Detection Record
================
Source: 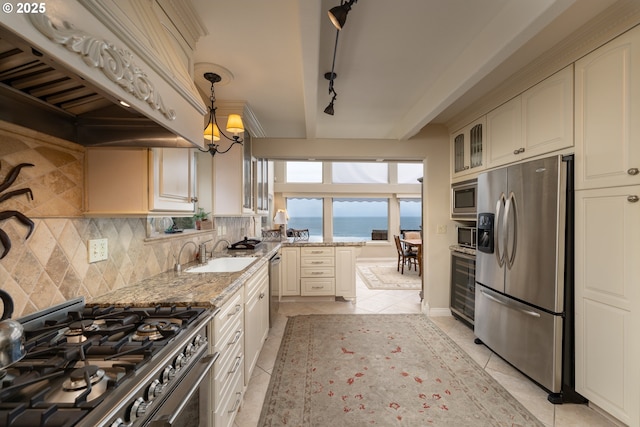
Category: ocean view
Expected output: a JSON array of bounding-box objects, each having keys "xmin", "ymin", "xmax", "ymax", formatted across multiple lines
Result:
[{"xmin": 287, "ymin": 216, "xmax": 421, "ymax": 241}]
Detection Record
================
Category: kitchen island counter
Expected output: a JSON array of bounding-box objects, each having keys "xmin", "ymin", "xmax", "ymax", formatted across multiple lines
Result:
[{"xmin": 88, "ymin": 242, "xmax": 281, "ymax": 309}]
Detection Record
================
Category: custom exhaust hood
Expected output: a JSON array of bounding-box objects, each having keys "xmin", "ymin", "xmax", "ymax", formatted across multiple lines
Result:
[{"xmin": 0, "ymin": 2, "xmax": 208, "ymax": 148}]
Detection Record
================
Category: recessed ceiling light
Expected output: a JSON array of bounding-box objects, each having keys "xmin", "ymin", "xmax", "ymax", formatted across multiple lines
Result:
[{"xmin": 119, "ymin": 100, "xmax": 130, "ymax": 108}]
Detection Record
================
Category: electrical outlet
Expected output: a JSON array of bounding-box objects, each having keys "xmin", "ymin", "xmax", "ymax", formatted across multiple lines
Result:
[
  {"xmin": 88, "ymin": 238, "xmax": 108, "ymax": 263},
  {"xmin": 436, "ymin": 225, "xmax": 447, "ymax": 234}
]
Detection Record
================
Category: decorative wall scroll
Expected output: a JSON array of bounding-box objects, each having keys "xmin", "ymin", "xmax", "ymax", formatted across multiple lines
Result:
[
  {"xmin": 29, "ymin": 13, "xmax": 177, "ymax": 121},
  {"xmin": 0, "ymin": 163, "xmax": 34, "ymax": 259}
]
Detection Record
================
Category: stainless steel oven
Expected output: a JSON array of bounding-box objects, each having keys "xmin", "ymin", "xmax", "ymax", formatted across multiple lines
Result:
[
  {"xmin": 145, "ymin": 325, "xmax": 219, "ymax": 427},
  {"xmin": 451, "ymin": 179, "xmax": 477, "ymax": 219}
]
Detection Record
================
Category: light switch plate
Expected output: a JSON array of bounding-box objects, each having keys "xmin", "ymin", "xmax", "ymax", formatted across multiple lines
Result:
[
  {"xmin": 88, "ymin": 238, "xmax": 108, "ymax": 263},
  {"xmin": 436, "ymin": 225, "xmax": 447, "ymax": 234}
]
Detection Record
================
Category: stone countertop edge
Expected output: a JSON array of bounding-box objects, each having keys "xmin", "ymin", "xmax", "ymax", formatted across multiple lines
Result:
[
  {"xmin": 87, "ymin": 242, "xmax": 282, "ymax": 310},
  {"xmin": 282, "ymin": 241, "xmax": 366, "ymax": 247}
]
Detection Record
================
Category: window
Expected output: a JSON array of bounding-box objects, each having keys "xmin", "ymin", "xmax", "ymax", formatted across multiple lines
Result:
[
  {"xmin": 397, "ymin": 163, "xmax": 423, "ymax": 183},
  {"xmin": 332, "ymin": 198, "xmax": 388, "ymax": 242},
  {"xmin": 399, "ymin": 198, "xmax": 421, "ymax": 231},
  {"xmin": 332, "ymin": 162, "xmax": 388, "ymax": 184},
  {"xmin": 286, "ymin": 161, "xmax": 322, "ymax": 183},
  {"xmin": 285, "ymin": 198, "xmax": 323, "ymax": 239}
]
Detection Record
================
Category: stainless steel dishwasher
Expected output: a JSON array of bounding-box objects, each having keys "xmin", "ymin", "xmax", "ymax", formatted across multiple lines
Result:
[{"xmin": 269, "ymin": 251, "xmax": 282, "ymax": 327}]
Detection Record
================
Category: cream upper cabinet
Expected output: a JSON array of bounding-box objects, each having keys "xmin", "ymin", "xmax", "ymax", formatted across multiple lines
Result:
[
  {"xmin": 149, "ymin": 148, "xmax": 196, "ymax": 212},
  {"xmin": 575, "ymin": 26, "xmax": 640, "ymax": 190},
  {"xmin": 451, "ymin": 117, "xmax": 486, "ymax": 179},
  {"xmin": 85, "ymin": 147, "xmax": 195, "ymax": 216},
  {"xmin": 574, "ymin": 186, "xmax": 640, "ymax": 426},
  {"xmin": 521, "ymin": 65, "xmax": 573, "ymax": 159},
  {"xmin": 486, "ymin": 97, "xmax": 522, "ymax": 168},
  {"xmin": 487, "ymin": 65, "xmax": 573, "ymax": 169}
]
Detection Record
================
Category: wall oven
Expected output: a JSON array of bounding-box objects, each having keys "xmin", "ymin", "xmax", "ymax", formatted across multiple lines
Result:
[{"xmin": 451, "ymin": 179, "xmax": 477, "ymax": 220}]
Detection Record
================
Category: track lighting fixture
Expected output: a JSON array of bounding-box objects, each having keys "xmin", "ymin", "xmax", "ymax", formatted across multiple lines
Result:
[
  {"xmin": 324, "ymin": 72, "xmax": 337, "ymax": 116},
  {"xmin": 328, "ymin": 0, "xmax": 358, "ymax": 30},
  {"xmin": 199, "ymin": 72, "xmax": 244, "ymax": 156},
  {"xmin": 324, "ymin": 0, "xmax": 359, "ymax": 116}
]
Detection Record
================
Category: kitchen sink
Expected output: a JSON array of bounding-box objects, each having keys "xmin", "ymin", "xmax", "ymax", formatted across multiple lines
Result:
[{"xmin": 185, "ymin": 256, "xmax": 257, "ymax": 273}]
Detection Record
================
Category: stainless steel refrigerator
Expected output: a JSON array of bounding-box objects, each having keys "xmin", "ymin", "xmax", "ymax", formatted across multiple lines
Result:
[{"xmin": 474, "ymin": 154, "xmax": 584, "ymax": 404}]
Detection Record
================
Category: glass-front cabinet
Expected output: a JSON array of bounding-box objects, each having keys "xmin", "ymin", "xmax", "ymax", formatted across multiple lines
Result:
[{"xmin": 451, "ymin": 117, "xmax": 486, "ymax": 179}]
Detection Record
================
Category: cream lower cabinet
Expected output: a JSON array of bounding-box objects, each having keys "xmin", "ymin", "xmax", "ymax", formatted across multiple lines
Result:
[
  {"xmin": 280, "ymin": 245, "xmax": 359, "ymax": 298},
  {"xmin": 575, "ymin": 186, "xmax": 640, "ymax": 426},
  {"xmin": 244, "ymin": 263, "xmax": 269, "ymax": 385},
  {"xmin": 281, "ymin": 247, "xmax": 300, "ymax": 296},
  {"xmin": 210, "ymin": 289, "xmax": 244, "ymax": 427},
  {"xmin": 335, "ymin": 246, "xmax": 359, "ymax": 299},
  {"xmin": 300, "ymin": 247, "xmax": 335, "ymax": 296}
]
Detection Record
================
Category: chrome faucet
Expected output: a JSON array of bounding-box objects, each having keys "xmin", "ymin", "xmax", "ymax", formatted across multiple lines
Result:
[
  {"xmin": 174, "ymin": 241, "xmax": 197, "ymax": 272},
  {"xmin": 211, "ymin": 239, "xmax": 231, "ymax": 255}
]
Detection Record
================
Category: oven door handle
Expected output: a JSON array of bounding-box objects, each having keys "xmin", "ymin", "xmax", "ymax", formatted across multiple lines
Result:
[{"xmin": 148, "ymin": 351, "xmax": 219, "ymax": 427}]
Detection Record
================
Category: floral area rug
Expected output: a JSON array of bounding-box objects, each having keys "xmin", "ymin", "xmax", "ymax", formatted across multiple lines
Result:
[
  {"xmin": 258, "ymin": 314, "xmax": 544, "ymax": 427},
  {"xmin": 356, "ymin": 262, "xmax": 421, "ymax": 290}
]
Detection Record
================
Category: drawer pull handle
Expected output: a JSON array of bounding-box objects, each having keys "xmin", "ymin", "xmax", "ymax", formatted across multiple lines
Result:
[
  {"xmin": 311, "ymin": 250, "xmax": 323, "ymax": 254},
  {"xmin": 312, "ymin": 286, "xmax": 323, "ymax": 289},
  {"xmin": 311, "ymin": 261, "xmax": 323, "ymax": 264},
  {"xmin": 311, "ymin": 272, "xmax": 323, "ymax": 275},
  {"xmin": 228, "ymin": 330, "xmax": 242, "ymax": 345},
  {"xmin": 628, "ymin": 195, "xmax": 639, "ymax": 203},
  {"xmin": 628, "ymin": 167, "xmax": 639, "ymax": 176},
  {"xmin": 228, "ymin": 392, "xmax": 242, "ymax": 413},
  {"xmin": 229, "ymin": 355, "xmax": 242, "ymax": 374},
  {"xmin": 259, "ymin": 292, "xmax": 266, "ymax": 299},
  {"xmin": 227, "ymin": 304, "xmax": 241, "ymax": 317}
]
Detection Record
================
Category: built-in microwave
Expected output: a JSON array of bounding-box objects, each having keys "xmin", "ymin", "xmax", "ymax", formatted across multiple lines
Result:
[
  {"xmin": 451, "ymin": 179, "xmax": 477, "ymax": 219},
  {"xmin": 457, "ymin": 226, "xmax": 477, "ymax": 249}
]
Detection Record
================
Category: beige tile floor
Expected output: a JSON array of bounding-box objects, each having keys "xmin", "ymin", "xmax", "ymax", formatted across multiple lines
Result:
[{"xmin": 234, "ymin": 264, "xmax": 621, "ymax": 427}]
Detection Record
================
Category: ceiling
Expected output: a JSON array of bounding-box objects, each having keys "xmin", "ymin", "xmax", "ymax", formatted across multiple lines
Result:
[{"xmin": 191, "ymin": 0, "xmax": 617, "ymax": 141}]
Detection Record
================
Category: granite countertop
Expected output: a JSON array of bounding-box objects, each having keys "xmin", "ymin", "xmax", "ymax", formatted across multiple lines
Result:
[
  {"xmin": 88, "ymin": 242, "xmax": 281, "ymax": 310},
  {"xmin": 282, "ymin": 240, "xmax": 366, "ymax": 247}
]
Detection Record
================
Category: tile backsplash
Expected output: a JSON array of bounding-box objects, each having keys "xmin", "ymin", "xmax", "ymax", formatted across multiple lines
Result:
[{"xmin": 0, "ymin": 122, "xmax": 256, "ymax": 317}]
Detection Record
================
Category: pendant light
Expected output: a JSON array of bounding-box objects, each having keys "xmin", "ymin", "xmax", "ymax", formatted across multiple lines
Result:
[{"xmin": 200, "ymin": 72, "xmax": 244, "ymax": 156}]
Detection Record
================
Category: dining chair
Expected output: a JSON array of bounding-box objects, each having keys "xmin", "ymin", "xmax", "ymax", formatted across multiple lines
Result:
[{"xmin": 394, "ymin": 235, "xmax": 417, "ymax": 274}]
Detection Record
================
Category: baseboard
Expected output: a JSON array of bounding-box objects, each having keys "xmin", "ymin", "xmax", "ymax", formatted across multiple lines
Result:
[{"xmin": 428, "ymin": 307, "xmax": 452, "ymax": 317}]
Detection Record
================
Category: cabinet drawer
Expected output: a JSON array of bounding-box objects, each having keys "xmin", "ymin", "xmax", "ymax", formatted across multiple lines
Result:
[
  {"xmin": 244, "ymin": 263, "xmax": 268, "ymax": 300},
  {"xmin": 300, "ymin": 256, "xmax": 334, "ymax": 267},
  {"xmin": 301, "ymin": 278, "xmax": 335, "ymax": 296},
  {"xmin": 213, "ymin": 291, "xmax": 243, "ymax": 341},
  {"xmin": 214, "ymin": 339, "xmax": 244, "ymax": 408},
  {"xmin": 301, "ymin": 247, "xmax": 334, "ymax": 256},
  {"xmin": 300, "ymin": 267, "xmax": 335, "ymax": 278},
  {"xmin": 213, "ymin": 316, "xmax": 242, "ymax": 376},
  {"xmin": 214, "ymin": 355, "xmax": 244, "ymax": 427}
]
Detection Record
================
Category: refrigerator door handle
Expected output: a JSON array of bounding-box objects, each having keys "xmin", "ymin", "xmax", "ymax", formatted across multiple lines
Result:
[
  {"xmin": 504, "ymin": 192, "xmax": 518, "ymax": 269},
  {"xmin": 480, "ymin": 289, "xmax": 541, "ymax": 318},
  {"xmin": 495, "ymin": 194, "xmax": 506, "ymax": 267}
]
